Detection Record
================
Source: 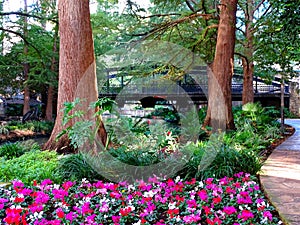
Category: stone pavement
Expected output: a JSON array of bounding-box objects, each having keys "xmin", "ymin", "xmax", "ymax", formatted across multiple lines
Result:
[{"xmin": 260, "ymin": 119, "xmax": 300, "ymax": 225}]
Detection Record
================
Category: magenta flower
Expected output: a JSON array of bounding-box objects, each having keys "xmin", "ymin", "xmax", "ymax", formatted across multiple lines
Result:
[
  {"xmin": 238, "ymin": 209, "xmax": 254, "ymax": 221},
  {"xmin": 112, "ymin": 215, "xmax": 121, "ymax": 223},
  {"xmin": 0, "ymin": 198, "xmax": 8, "ymax": 210},
  {"xmin": 223, "ymin": 206, "xmax": 237, "ymax": 215},
  {"xmin": 197, "ymin": 189, "xmax": 208, "ymax": 201},
  {"xmin": 66, "ymin": 211, "xmax": 77, "ymax": 223},
  {"xmin": 183, "ymin": 214, "xmax": 201, "ymax": 223},
  {"xmin": 263, "ymin": 210, "xmax": 273, "ymax": 221},
  {"xmin": 35, "ymin": 191, "xmax": 50, "ymax": 204},
  {"xmin": 52, "ymin": 188, "xmax": 68, "ymax": 200},
  {"xmin": 62, "ymin": 181, "xmax": 74, "ymax": 190}
]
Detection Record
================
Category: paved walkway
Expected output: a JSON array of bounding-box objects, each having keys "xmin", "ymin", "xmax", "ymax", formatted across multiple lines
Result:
[{"xmin": 260, "ymin": 119, "xmax": 300, "ymax": 225}]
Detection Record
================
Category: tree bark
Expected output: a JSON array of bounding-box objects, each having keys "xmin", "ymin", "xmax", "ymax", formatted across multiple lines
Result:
[
  {"xmin": 203, "ymin": 0, "xmax": 237, "ymax": 131},
  {"xmin": 242, "ymin": 0, "xmax": 255, "ymax": 105},
  {"xmin": 43, "ymin": 0, "xmax": 107, "ymax": 151},
  {"xmin": 23, "ymin": 0, "xmax": 30, "ymax": 115}
]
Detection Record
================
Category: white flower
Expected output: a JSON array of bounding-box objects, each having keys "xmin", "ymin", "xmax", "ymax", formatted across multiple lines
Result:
[
  {"xmin": 175, "ymin": 176, "xmax": 181, "ymax": 183},
  {"xmin": 168, "ymin": 202, "xmax": 176, "ymax": 210},
  {"xmin": 198, "ymin": 181, "xmax": 204, "ymax": 188},
  {"xmin": 83, "ymin": 197, "xmax": 91, "ymax": 202},
  {"xmin": 143, "ymin": 190, "xmax": 156, "ymax": 198},
  {"xmin": 128, "ymin": 184, "xmax": 135, "ymax": 192},
  {"xmin": 133, "ymin": 220, "xmax": 141, "ymax": 225}
]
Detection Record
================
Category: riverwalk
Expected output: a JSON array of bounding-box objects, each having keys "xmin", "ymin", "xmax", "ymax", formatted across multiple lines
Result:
[{"xmin": 260, "ymin": 119, "xmax": 300, "ymax": 225}]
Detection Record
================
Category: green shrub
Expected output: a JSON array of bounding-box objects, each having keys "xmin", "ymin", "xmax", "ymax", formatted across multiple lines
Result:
[
  {"xmin": 234, "ymin": 102, "xmax": 279, "ymax": 131},
  {"xmin": 55, "ymin": 153, "xmax": 103, "ymax": 182},
  {"xmin": 199, "ymin": 146, "xmax": 263, "ymax": 179},
  {"xmin": 0, "ymin": 149, "xmax": 61, "ymax": 184},
  {"xmin": 0, "ymin": 142, "xmax": 28, "ymax": 160},
  {"xmin": 5, "ymin": 121, "xmax": 54, "ymax": 133},
  {"xmin": 178, "ymin": 141, "xmax": 263, "ymax": 180}
]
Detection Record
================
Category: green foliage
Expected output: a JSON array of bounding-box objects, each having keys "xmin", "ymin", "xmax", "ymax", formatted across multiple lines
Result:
[
  {"xmin": 92, "ymin": 97, "xmax": 116, "ymax": 114},
  {"xmin": 0, "ymin": 125, "xmax": 9, "ymax": 135},
  {"xmin": 199, "ymin": 146, "xmax": 263, "ymax": 180},
  {"xmin": 146, "ymin": 105, "xmax": 180, "ymax": 124},
  {"xmin": 177, "ymin": 141, "xmax": 263, "ymax": 180},
  {"xmin": 55, "ymin": 153, "xmax": 103, "ymax": 182},
  {"xmin": 234, "ymin": 102, "xmax": 279, "ymax": 131},
  {"xmin": 0, "ymin": 149, "xmax": 61, "ymax": 185},
  {"xmin": 0, "ymin": 142, "xmax": 27, "ymax": 160},
  {"xmin": 284, "ymin": 108, "xmax": 299, "ymax": 118},
  {"xmin": 5, "ymin": 104, "xmax": 23, "ymax": 117},
  {"xmin": 255, "ymin": 0, "xmax": 300, "ymax": 79},
  {"xmin": 5, "ymin": 120, "xmax": 54, "ymax": 133}
]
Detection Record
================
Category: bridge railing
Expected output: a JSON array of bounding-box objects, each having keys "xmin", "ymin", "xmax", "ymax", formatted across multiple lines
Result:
[{"xmin": 99, "ymin": 83, "xmax": 289, "ymax": 96}]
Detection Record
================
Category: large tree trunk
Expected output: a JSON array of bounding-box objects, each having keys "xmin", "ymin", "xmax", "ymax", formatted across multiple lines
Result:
[
  {"xmin": 23, "ymin": 0, "xmax": 30, "ymax": 115},
  {"xmin": 242, "ymin": 0, "xmax": 255, "ymax": 105},
  {"xmin": 43, "ymin": 0, "xmax": 107, "ymax": 151},
  {"xmin": 203, "ymin": 0, "xmax": 237, "ymax": 131}
]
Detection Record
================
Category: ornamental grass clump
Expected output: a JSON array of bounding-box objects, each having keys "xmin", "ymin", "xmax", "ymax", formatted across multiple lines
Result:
[{"xmin": 0, "ymin": 172, "xmax": 282, "ymax": 224}]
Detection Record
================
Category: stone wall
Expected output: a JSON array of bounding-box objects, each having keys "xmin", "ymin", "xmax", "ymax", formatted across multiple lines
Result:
[{"xmin": 289, "ymin": 81, "xmax": 300, "ymax": 116}]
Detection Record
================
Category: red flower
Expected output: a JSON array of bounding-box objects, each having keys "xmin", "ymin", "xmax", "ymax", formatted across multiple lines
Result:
[
  {"xmin": 56, "ymin": 208, "xmax": 65, "ymax": 219},
  {"xmin": 213, "ymin": 196, "xmax": 222, "ymax": 204},
  {"xmin": 120, "ymin": 207, "xmax": 132, "ymax": 216},
  {"xmin": 14, "ymin": 197, "xmax": 24, "ymax": 203}
]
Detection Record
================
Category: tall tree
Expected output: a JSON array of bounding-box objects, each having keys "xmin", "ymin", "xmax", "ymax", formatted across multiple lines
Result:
[
  {"xmin": 203, "ymin": 0, "xmax": 237, "ymax": 130},
  {"xmin": 23, "ymin": 0, "xmax": 30, "ymax": 115},
  {"xmin": 43, "ymin": 0, "xmax": 107, "ymax": 151}
]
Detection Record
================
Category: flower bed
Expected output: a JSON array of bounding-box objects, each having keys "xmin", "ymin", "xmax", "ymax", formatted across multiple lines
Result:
[{"xmin": 0, "ymin": 172, "xmax": 282, "ymax": 225}]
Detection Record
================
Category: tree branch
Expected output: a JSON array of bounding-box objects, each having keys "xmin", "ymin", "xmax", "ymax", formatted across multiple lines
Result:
[
  {"xmin": 235, "ymin": 52, "xmax": 249, "ymax": 65},
  {"xmin": 0, "ymin": 27, "xmax": 41, "ymax": 56},
  {"xmin": 193, "ymin": 24, "xmax": 218, "ymax": 46},
  {"xmin": 185, "ymin": 0, "xmax": 196, "ymax": 12},
  {"xmin": 236, "ymin": 26, "xmax": 246, "ymax": 36},
  {"xmin": 139, "ymin": 13, "xmax": 181, "ymax": 19},
  {"xmin": 0, "ymin": 11, "xmax": 58, "ymax": 24},
  {"xmin": 132, "ymin": 12, "xmax": 215, "ymax": 38},
  {"xmin": 254, "ymin": 0, "xmax": 266, "ymax": 12}
]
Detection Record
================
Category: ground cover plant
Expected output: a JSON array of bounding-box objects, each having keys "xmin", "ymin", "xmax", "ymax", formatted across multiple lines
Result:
[{"xmin": 0, "ymin": 172, "xmax": 282, "ymax": 225}]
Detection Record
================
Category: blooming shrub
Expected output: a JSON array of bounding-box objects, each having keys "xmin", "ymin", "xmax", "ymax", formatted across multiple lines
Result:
[{"xmin": 0, "ymin": 172, "xmax": 282, "ymax": 225}]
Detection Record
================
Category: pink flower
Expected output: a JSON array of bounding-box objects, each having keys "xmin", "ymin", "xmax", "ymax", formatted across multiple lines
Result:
[
  {"xmin": 62, "ymin": 181, "xmax": 74, "ymax": 191},
  {"xmin": 197, "ymin": 190, "xmax": 208, "ymax": 201},
  {"xmin": 4, "ymin": 207, "xmax": 23, "ymax": 224},
  {"xmin": 183, "ymin": 214, "xmax": 201, "ymax": 223},
  {"xmin": 263, "ymin": 211, "xmax": 273, "ymax": 221},
  {"xmin": 99, "ymin": 202, "xmax": 109, "ymax": 213},
  {"xmin": 112, "ymin": 215, "xmax": 121, "ymax": 223},
  {"xmin": 52, "ymin": 188, "xmax": 68, "ymax": 200},
  {"xmin": 81, "ymin": 202, "xmax": 93, "ymax": 215},
  {"xmin": 238, "ymin": 209, "xmax": 254, "ymax": 221},
  {"xmin": 29, "ymin": 204, "xmax": 43, "ymax": 213},
  {"xmin": 35, "ymin": 191, "xmax": 50, "ymax": 204},
  {"xmin": 66, "ymin": 212, "xmax": 77, "ymax": 223},
  {"xmin": 0, "ymin": 197, "xmax": 8, "ymax": 210},
  {"xmin": 223, "ymin": 206, "xmax": 237, "ymax": 215}
]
